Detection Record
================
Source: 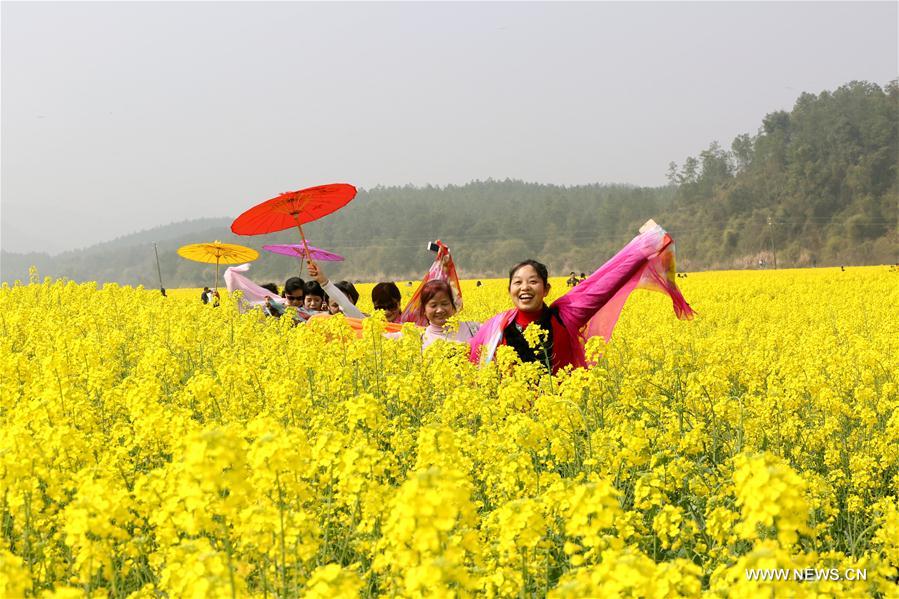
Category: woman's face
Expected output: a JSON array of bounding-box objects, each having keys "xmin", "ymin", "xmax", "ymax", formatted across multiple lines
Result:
[
  {"xmin": 385, "ymin": 303, "xmax": 401, "ymax": 323},
  {"xmin": 375, "ymin": 300, "xmax": 402, "ymax": 323},
  {"xmin": 509, "ymin": 265, "xmax": 550, "ymax": 312},
  {"xmin": 327, "ymin": 298, "xmax": 341, "ymax": 315},
  {"xmin": 424, "ymin": 291, "xmax": 456, "ymax": 327},
  {"xmin": 284, "ymin": 290, "xmax": 304, "ymax": 307},
  {"xmin": 305, "ymin": 295, "xmax": 323, "ymax": 311}
]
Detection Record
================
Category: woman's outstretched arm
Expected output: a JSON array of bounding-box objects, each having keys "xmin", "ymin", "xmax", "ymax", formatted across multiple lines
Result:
[{"xmin": 552, "ymin": 223, "xmax": 670, "ymax": 331}]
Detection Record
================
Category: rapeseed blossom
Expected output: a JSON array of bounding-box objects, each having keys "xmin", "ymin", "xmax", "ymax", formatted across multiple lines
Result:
[{"xmin": 0, "ymin": 267, "xmax": 897, "ymax": 596}]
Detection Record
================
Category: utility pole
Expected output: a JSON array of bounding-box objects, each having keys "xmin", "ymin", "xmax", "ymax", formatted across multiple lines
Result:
[
  {"xmin": 153, "ymin": 243, "xmax": 165, "ymax": 294},
  {"xmin": 767, "ymin": 216, "xmax": 778, "ymax": 270}
]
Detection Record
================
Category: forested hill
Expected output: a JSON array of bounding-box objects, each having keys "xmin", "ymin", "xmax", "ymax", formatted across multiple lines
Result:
[
  {"xmin": 2, "ymin": 80, "xmax": 895, "ymax": 287},
  {"xmin": 663, "ymin": 80, "xmax": 897, "ymax": 269},
  {"xmin": 1, "ymin": 184, "xmax": 676, "ymax": 286}
]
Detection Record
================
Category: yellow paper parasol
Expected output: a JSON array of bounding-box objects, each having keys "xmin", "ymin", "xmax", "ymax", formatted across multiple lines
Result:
[{"xmin": 177, "ymin": 240, "xmax": 259, "ymax": 291}]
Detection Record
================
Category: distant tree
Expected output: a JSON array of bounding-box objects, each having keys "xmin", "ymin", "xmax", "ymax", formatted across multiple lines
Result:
[
  {"xmin": 698, "ymin": 141, "xmax": 733, "ymax": 188},
  {"xmin": 666, "ymin": 162, "xmax": 679, "ymax": 185},
  {"xmin": 731, "ymin": 134, "xmax": 754, "ymax": 173},
  {"xmin": 680, "ymin": 157, "xmax": 699, "ymax": 185}
]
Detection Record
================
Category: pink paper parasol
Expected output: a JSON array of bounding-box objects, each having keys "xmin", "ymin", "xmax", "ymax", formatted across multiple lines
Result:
[{"xmin": 262, "ymin": 243, "xmax": 345, "ymax": 262}]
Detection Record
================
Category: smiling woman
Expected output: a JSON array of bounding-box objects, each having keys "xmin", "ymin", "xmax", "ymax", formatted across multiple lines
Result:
[
  {"xmin": 502, "ymin": 259, "xmax": 571, "ymax": 369},
  {"xmin": 417, "ymin": 280, "xmax": 480, "ymax": 348},
  {"xmin": 468, "ymin": 221, "xmax": 694, "ymax": 373}
]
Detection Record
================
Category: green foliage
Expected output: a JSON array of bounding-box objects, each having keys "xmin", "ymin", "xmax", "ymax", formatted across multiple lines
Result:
[{"xmin": 664, "ymin": 79, "xmax": 897, "ymax": 268}]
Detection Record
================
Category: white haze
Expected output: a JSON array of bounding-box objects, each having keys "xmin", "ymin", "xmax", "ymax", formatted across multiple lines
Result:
[{"xmin": 1, "ymin": 1, "xmax": 896, "ymax": 254}]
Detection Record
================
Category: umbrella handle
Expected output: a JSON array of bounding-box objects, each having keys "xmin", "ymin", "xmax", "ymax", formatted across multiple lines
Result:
[{"xmin": 292, "ymin": 215, "xmax": 315, "ymax": 268}]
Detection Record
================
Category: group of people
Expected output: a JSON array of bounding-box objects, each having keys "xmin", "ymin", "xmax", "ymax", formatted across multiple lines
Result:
[
  {"xmin": 200, "ymin": 287, "xmax": 220, "ymax": 306},
  {"xmin": 254, "ymin": 265, "xmax": 402, "ymax": 324},
  {"xmin": 244, "ymin": 264, "xmax": 478, "ymax": 350},
  {"xmin": 219, "ymin": 220, "xmax": 693, "ymax": 373},
  {"xmin": 566, "ymin": 271, "xmax": 588, "ymax": 287}
]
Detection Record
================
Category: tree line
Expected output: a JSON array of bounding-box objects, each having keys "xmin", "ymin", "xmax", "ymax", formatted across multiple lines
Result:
[
  {"xmin": 2, "ymin": 80, "xmax": 895, "ymax": 287},
  {"xmin": 664, "ymin": 80, "xmax": 897, "ymax": 268}
]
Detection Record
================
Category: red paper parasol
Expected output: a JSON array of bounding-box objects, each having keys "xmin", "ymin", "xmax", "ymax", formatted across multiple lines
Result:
[
  {"xmin": 231, "ymin": 183, "xmax": 356, "ymax": 261},
  {"xmin": 263, "ymin": 244, "xmax": 345, "ymax": 262}
]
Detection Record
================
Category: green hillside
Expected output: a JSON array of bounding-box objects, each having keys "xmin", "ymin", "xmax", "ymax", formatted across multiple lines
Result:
[{"xmin": 3, "ymin": 80, "xmax": 895, "ymax": 288}]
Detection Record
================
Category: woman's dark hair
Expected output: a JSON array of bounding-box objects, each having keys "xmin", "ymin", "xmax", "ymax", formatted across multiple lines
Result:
[
  {"xmin": 419, "ymin": 280, "xmax": 455, "ymax": 318},
  {"xmin": 260, "ymin": 283, "xmax": 279, "ymax": 295},
  {"xmin": 303, "ymin": 280, "xmax": 325, "ymax": 299},
  {"xmin": 283, "ymin": 277, "xmax": 305, "ymax": 296},
  {"xmin": 371, "ymin": 282, "xmax": 401, "ymax": 309},
  {"xmin": 335, "ymin": 281, "xmax": 359, "ymax": 305},
  {"xmin": 508, "ymin": 259, "xmax": 549, "ymax": 287}
]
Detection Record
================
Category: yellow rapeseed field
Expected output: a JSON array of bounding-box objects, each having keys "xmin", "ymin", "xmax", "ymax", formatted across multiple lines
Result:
[{"xmin": 1, "ymin": 266, "xmax": 897, "ymax": 597}]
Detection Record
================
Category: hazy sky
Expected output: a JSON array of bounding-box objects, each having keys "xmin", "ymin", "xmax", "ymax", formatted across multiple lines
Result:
[{"xmin": 2, "ymin": 1, "xmax": 896, "ymax": 254}]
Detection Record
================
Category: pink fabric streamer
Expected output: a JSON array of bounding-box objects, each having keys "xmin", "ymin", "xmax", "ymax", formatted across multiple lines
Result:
[
  {"xmin": 223, "ymin": 263, "xmax": 285, "ymax": 313},
  {"xmin": 468, "ymin": 220, "xmax": 694, "ymax": 369}
]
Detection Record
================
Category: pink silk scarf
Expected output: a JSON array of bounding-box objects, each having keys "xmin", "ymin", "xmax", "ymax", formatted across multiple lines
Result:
[{"xmin": 223, "ymin": 263, "xmax": 285, "ymax": 313}]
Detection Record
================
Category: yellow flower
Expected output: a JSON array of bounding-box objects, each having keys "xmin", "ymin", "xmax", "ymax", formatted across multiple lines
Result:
[
  {"xmin": 652, "ymin": 505, "xmax": 683, "ymax": 550},
  {"xmin": 1, "ymin": 267, "xmax": 896, "ymax": 595},
  {"xmin": 733, "ymin": 452, "xmax": 811, "ymax": 546},
  {"xmin": 304, "ymin": 563, "xmax": 364, "ymax": 599}
]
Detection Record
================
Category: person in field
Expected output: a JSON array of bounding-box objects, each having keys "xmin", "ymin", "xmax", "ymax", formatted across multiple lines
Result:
[
  {"xmin": 302, "ymin": 281, "xmax": 327, "ymax": 313},
  {"xmin": 328, "ymin": 281, "xmax": 362, "ymax": 316},
  {"xmin": 383, "ymin": 240, "xmax": 472, "ymax": 347},
  {"xmin": 257, "ymin": 283, "xmax": 280, "ymax": 317},
  {"xmin": 282, "ymin": 277, "xmax": 305, "ymax": 306},
  {"xmin": 371, "ymin": 282, "xmax": 403, "ymax": 323},
  {"xmin": 400, "ymin": 240, "xmax": 464, "ymax": 325},
  {"xmin": 468, "ymin": 220, "xmax": 694, "ymax": 373},
  {"xmin": 415, "ymin": 280, "xmax": 480, "ymax": 348},
  {"xmin": 305, "ymin": 262, "xmax": 366, "ymax": 318}
]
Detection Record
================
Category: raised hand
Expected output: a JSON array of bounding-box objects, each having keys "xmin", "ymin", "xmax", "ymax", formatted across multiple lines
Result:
[{"xmin": 306, "ymin": 260, "xmax": 328, "ymax": 285}]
